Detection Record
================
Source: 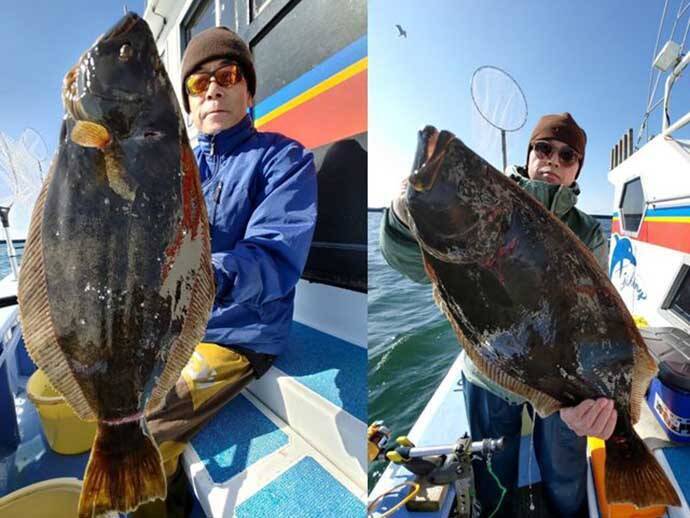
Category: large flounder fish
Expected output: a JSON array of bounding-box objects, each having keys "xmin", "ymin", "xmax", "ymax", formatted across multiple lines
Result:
[
  {"xmin": 17, "ymin": 12, "xmax": 214, "ymax": 517},
  {"xmin": 405, "ymin": 126, "xmax": 679, "ymax": 509}
]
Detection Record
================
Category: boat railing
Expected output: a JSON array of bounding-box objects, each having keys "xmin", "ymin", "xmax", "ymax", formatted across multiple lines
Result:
[
  {"xmin": 612, "ymin": 44, "xmax": 690, "ymax": 169},
  {"xmin": 0, "ymin": 306, "xmax": 20, "ymax": 370},
  {"xmin": 662, "ymin": 48, "xmax": 690, "ymax": 136}
]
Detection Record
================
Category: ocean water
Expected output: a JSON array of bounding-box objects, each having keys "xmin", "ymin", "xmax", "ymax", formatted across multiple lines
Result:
[
  {"xmin": 367, "ymin": 210, "xmax": 612, "ymax": 487},
  {"xmin": 0, "ymin": 241, "xmax": 24, "ymax": 279}
]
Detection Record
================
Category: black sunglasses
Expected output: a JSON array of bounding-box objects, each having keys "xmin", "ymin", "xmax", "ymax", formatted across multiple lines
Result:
[{"xmin": 532, "ymin": 140, "xmax": 581, "ymax": 167}]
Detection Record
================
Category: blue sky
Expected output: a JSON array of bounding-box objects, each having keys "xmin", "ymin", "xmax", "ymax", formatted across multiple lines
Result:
[
  {"xmin": 0, "ymin": 1, "xmax": 146, "ymax": 238},
  {"xmin": 2, "ymin": 1, "xmax": 689, "ymax": 217},
  {"xmin": 0, "ymin": 1, "xmax": 146, "ymax": 164},
  {"xmin": 369, "ymin": 0, "xmax": 690, "ymax": 214}
]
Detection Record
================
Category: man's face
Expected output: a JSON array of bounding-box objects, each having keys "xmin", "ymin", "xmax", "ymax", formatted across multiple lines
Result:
[
  {"xmin": 527, "ymin": 138, "xmax": 580, "ymax": 186},
  {"xmin": 187, "ymin": 58, "xmax": 253, "ymax": 135}
]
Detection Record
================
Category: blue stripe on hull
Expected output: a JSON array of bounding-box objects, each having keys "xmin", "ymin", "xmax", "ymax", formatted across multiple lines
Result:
[{"xmin": 253, "ymin": 36, "xmax": 367, "ymax": 120}]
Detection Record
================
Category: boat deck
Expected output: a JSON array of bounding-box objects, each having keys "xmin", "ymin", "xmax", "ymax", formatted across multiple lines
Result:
[
  {"xmin": 0, "ymin": 307, "xmax": 366, "ymax": 517},
  {"xmin": 370, "ymin": 353, "xmax": 690, "ymax": 518},
  {"xmin": 185, "ymin": 322, "xmax": 366, "ymax": 517}
]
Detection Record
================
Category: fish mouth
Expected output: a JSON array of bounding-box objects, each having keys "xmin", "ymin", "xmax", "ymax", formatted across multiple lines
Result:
[
  {"xmin": 100, "ymin": 12, "xmax": 141, "ymax": 42},
  {"xmin": 62, "ymin": 12, "xmax": 145, "ymax": 120},
  {"xmin": 409, "ymin": 128, "xmax": 455, "ymax": 192}
]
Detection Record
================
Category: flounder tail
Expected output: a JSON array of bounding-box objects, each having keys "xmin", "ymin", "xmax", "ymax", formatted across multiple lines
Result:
[
  {"xmin": 605, "ymin": 427, "xmax": 680, "ymax": 508},
  {"xmin": 78, "ymin": 419, "xmax": 165, "ymax": 517}
]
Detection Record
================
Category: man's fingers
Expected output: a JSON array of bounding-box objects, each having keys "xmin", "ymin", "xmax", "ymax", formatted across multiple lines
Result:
[
  {"xmin": 560, "ymin": 406, "xmax": 586, "ymax": 436},
  {"xmin": 588, "ymin": 403, "xmax": 614, "ymax": 438},
  {"xmin": 581, "ymin": 398, "xmax": 610, "ymax": 432},
  {"xmin": 570, "ymin": 399, "xmax": 596, "ymax": 422},
  {"xmin": 599, "ymin": 407, "xmax": 618, "ymax": 440},
  {"xmin": 560, "ymin": 399, "xmax": 617, "ymax": 438}
]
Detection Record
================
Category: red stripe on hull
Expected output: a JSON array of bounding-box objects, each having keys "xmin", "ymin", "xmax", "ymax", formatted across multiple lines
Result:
[
  {"xmin": 612, "ymin": 220, "xmax": 690, "ymax": 253},
  {"xmin": 257, "ymin": 71, "xmax": 367, "ymax": 149},
  {"xmin": 644, "ymin": 221, "xmax": 690, "ymax": 253}
]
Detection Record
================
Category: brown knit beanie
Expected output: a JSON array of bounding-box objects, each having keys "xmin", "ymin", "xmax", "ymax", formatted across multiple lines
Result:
[
  {"xmin": 526, "ymin": 112, "xmax": 587, "ymax": 178},
  {"xmin": 180, "ymin": 26, "xmax": 256, "ymax": 113}
]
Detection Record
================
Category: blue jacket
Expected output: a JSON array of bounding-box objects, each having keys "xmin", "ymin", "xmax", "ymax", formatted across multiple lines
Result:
[{"xmin": 194, "ymin": 115, "xmax": 317, "ymax": 356}]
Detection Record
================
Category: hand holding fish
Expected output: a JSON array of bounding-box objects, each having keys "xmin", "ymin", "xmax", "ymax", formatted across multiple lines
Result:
[{"xmin": 560, "ymin": 398, "xmax": 617, "ymax": 440}]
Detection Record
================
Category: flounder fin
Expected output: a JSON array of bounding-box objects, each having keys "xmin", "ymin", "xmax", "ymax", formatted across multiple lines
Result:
[
  {"xmin": 629, "ymin": 333, "xmax": 658, "ymax": 424},
  {"xmin": 605, "ymin": 427, "xmax": 680, "ymax": 508},
  {"xmin": 18, "ymin": 163, "xmax": 96, "ymax": 421},
  {"xmin": 78, "ymin": 420, "xmax": 165, "ymax": 517},
  {"xmin": 423, "ymin": 252, "xmax": 561, "ymax": 418},
  {"xmin": 71, "ymin": 120, "xmax": 111, "ymax": 148},
  {"xmin": 146, "ymin": 143, "xmax": 215, "ymax": 411}
]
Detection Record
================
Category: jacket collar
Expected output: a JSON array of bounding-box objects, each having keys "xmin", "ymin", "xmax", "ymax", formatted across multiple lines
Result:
[
  {"xmin": 197, "ymin": 115, "xmax": 255, "ymax": 158},
  {"xmin": 509, "ymin": 165, "xmax": 581, "ymax": 217}
]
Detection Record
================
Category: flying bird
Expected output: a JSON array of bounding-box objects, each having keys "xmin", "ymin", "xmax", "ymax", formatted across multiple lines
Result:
[{"xmin": 395, "ymin": 24, "xmax": 407, "ymax": 38}]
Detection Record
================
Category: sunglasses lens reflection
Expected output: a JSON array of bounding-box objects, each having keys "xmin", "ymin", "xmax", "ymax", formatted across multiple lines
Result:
[{"xmin": 186, "ymin": 64, "xmax": 243, "ymax": 96}]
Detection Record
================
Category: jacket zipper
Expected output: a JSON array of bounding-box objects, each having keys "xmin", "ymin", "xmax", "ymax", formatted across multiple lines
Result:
[{"xmin": 207, "ymin": 134, "xmax": 223, "ymax": 225}]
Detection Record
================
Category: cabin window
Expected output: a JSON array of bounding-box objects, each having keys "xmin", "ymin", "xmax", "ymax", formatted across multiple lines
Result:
[
  {"xmin": 620, "ymin": 178, "xmax": 645, "ymax": 235},
  {"xmin": 662, "ymin": 265, "xmax": 690, "ymax": 328},
  {"xmin": 181, "ymin": 0, "xmax": 217, "ymax": 53}
]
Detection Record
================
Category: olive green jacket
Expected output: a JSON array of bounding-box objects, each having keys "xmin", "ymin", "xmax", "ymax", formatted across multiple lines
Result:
[{"xmin": 379, "ymin": 166, "xmax": 609, "ymax": 403}]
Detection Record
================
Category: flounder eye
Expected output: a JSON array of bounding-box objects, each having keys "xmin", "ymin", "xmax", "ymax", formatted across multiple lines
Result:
[{"xmin": 119, "ymin": 43, "xmax": 133, "ymax": 62}]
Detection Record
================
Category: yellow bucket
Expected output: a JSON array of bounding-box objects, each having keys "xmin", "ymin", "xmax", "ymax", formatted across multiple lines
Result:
[
  {"xmin": 0, "ymin": 478, "xmax": 81, "ymax": 518},
  {"xmin": 26, "ymin": 369, "xmax": 96, "ymax": 455}
]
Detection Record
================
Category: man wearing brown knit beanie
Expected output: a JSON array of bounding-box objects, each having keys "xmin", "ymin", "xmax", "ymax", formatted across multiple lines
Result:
[
  {"xmin": 379, "ymin": 113, "xmax": 609, "ymax": 517},
  {"xmin": 136, "ymin": 26, "xmax": 317, "ymax": 518}
]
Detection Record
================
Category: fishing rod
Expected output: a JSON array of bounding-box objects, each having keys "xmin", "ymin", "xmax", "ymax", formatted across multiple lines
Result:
[{"xmin": 368, "ymin": 427, "xmax": 505, "ymax": 518}]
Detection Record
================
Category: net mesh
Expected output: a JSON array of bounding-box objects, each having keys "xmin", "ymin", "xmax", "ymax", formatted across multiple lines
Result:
[
  {"xmin": 470, "ymin": 66, "xmax": 528, "ymax": 171},
  {"xmin": 0, "ymin": 130, "xmax": 49, "ymax": 237}
]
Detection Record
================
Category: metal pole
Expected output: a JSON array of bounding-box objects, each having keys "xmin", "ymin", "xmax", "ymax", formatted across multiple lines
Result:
[
  {"xmin": 623, "ymin": 133, "xmax": 629, "ymax": 160},
  {"xmin": 501, "ymin": 129, "xmax": 507, "ymax": 173},
  {"xmin": 663, "ymin": 50, "xmax": 690, "ymax": 132},
  {"xmin": 614, "ymin": 142, "xmax": 619, "ymax": 168},
  {"xmin": 663, "ymin": 109, "xmax": 690, "ymax": 136}
]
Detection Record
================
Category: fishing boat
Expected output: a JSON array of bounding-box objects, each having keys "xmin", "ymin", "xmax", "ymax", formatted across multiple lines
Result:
[
  {"xmin": 370, "ymin": 7, "xmax": 690, "ymax": 518},
  {"xmin": 0, "ymin": 0, "xmax": 367, "ymax": 516}
]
